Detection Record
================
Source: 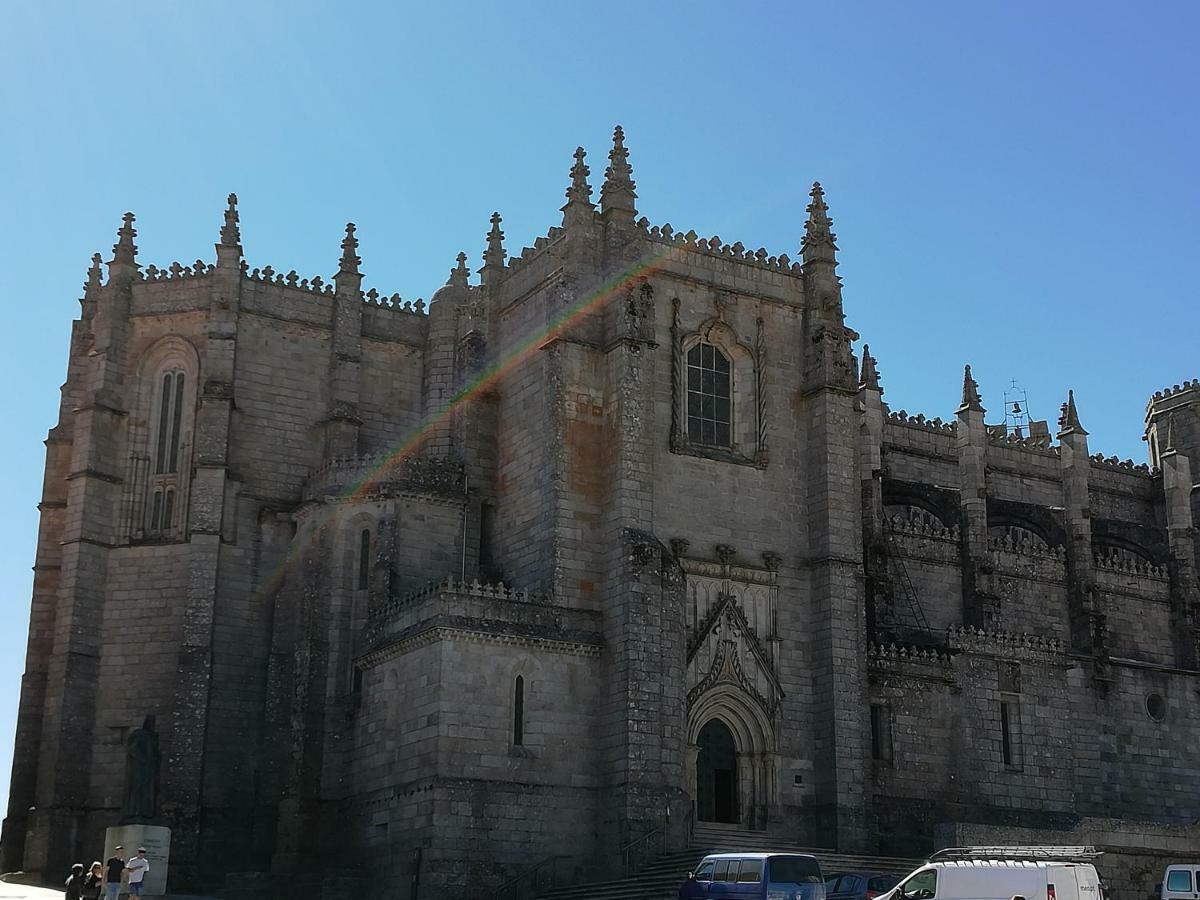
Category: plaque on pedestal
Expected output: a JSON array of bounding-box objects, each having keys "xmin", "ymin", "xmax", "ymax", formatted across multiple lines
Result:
[{"xmin": 104, "ymin": 825, "xmax": 171, "ymax": 897}]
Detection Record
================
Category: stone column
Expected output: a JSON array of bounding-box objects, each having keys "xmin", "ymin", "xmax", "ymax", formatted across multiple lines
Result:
[
  {"xmin": 24, "ymin": 218, "xmax": 139, "ymax": 879},
  {"xmin": 956, "ymin": 366, "xmax": 994, "ymax": 628},
  {"xmin": 163, "ymin": 226, "xmax": 242, "ymax": 888},
  {"xmin": 1162, "ymin": 442, "xmax": 1200, "ymax": 669},
  {"xmin": 1057, "ymin": 391, "xmax": 1097, "ymax": 655}
]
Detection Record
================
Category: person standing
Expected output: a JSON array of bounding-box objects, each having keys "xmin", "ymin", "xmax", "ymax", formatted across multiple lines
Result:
[
  {"xmin": 83, "ymin": 861, "xmax": 105, "ymax": 900},
  {"xmin": 104, "ymin": 846, "xmax": 126, "ymax": 900},
  {"xmin": 125, "ymin": 847, "xmax": 150, "ymax": 897},
  {"xmin": 65, "ymin": 863, "xmax": 85, "ymax": 900}
]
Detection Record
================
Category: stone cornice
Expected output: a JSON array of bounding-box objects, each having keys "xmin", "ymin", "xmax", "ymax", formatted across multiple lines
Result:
[{"xmin": 359, "ymin": 624, "xmax": 603, "ymax": 668}]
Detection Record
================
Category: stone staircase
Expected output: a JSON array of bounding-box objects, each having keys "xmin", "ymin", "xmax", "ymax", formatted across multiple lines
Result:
[{"xmin": 531, "ymin": 822, "xmax": 923, "ymax": 900}]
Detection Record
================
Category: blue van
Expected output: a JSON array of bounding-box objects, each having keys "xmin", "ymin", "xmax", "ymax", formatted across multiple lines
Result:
[{"xmin": 679, "ymin": 852, "xmax": 826, "ymax": 900}]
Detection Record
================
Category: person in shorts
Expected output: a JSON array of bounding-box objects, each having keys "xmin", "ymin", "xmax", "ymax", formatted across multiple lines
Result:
[
  {"xmin": 125, "ymin": 847, "xmax": 150, "ymax": 896},
  {"xmin": 104, "ymin": 847, "xmax": 126, "ymax": 900}
]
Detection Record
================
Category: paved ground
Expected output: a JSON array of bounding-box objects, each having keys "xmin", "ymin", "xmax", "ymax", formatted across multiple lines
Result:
[
  {"xmin": 0, "ymin": 886, "xmax": 63, "ymax": 899},
  {"xmin": 0, "ymin": 886, "xmax": 208, "ymax": 900}
]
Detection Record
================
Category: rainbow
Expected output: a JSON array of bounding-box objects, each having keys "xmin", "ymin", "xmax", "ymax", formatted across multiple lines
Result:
[{"xmin": 263, "ymin": 250, "xmax": 670, "ymax": 593}]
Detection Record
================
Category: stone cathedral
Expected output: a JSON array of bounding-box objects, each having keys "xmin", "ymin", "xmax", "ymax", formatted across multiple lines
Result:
[{"xmin": 5, "ymin": 127, "xmax": 1199, "ymax": 898}]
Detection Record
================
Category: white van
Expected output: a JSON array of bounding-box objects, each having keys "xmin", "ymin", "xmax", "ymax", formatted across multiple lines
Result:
[
  {"xmin": 880, "ymin": 847, "xmax": 1104, "ymax": 900},
  {"xmin": 1159, "ymin": 865, "xmax": 1200, "ymax": 900}
]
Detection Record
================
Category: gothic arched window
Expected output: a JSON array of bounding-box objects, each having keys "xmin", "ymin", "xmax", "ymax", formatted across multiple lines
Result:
[
  {"xmin": 686, "ymin": 342, "xmax": 731, "ymax": 447},
  {"xmin": 147, "ymin": 369, "xmax": 188, "ymax": 535}
]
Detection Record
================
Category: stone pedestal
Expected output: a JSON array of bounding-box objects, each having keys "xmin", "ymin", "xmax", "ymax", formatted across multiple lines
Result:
[{"xmin": 103, "ymin": 825, "xmax": 171, "ymax": 897}]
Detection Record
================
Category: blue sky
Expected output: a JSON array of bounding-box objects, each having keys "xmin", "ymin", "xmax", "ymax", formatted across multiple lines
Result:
[{"xmin": 0, "ymin": 1, "xmax": 1196, "ymax": 821}]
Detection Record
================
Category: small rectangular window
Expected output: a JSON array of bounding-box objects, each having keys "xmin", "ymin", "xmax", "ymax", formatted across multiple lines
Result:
[
  {"xmin": 713, "ymin": 860, "xmax": 732, "ymax": 882},
  {"xmin": 737, "ymin": 860, "xmax": 763, "ymax": 883}
]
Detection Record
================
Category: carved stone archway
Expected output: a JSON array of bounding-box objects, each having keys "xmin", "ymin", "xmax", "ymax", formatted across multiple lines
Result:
[{"xmin": 687, "ymin": 685, "xmax": 779, "ymax": 830}]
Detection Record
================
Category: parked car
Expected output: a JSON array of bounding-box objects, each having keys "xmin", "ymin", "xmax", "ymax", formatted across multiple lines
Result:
[
  {"xmin": 876, "ymin": 847, "xmax": 1103, "ymax": 900},
  {"xmin": 1158, "ymin": 864, "xmax": 1200, "ymax": 900},
  {"xmin": 679, "ymin": 852, "xmax": 825, "ymax": 900},
  {"xmin": 826, "ymin": 872, "xmax": 902, "ymax": 900}
]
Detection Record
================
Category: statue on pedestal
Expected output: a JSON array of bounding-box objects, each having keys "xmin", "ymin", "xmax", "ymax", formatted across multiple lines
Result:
[{"xmin": 122, "ymin": 714, "xmax": 160, "ymax": 823}]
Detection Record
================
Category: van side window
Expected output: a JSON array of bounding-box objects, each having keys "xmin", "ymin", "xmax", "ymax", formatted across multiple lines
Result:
[
  {"xmin": 738, "ymin": 860, "xmax": 763, "ymax": 883},
  {"xmin": 901, "ymin": 870, "xmax": 937, "ymax": 900},
  {"xmin": 1166, "ymin": 872, "xmax": 1193, "ymax": 892},
  {"xmin": 694, "ymin": 862, "xmax": 715, "ymax": 881},
  {"xmin": 713, "ymin": 859, "xmax": 732, "ymax": 882}
]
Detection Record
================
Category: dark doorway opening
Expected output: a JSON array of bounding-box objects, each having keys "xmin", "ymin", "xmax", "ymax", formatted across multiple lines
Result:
[{"xmin": 696, "ymin": 719, "xmax": 738, "ymax": 823}]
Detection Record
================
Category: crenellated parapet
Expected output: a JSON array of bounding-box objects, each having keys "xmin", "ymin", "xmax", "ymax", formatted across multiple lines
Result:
[
  {"xmin": 986, "ymin": 427, "xmax": 1059, "ymax": 455},
  {"xmin": 640, "ymin": 219, "xmax": 800, "ymax": 275},
  {"xmin": 987, "ymin": 531, "xmax": 1067, "ymax": 561},
  {"xmin": 946, "ymin": 624, "xmax": 1063, "ymax": 661},
  {"xmin": 360, "ymin": 576, "xmax": 600, "ymax": 666},
  {"xmin": 505, "ymin": 226, "xmax": 566, "ymax": 275},
  {"xmin": 1089, "ymin": 452, "xmax": 1155, "ymax": 476},
  {"xmin": 143, "ymin": 260, "xmax": 216, "ymax": 282},
  {"xmin": 867, "ymin": 641, "xmax": 957, "ymax": 693},
  {"xmin": 883, "ymin": 514, "xmax": 960, "ymax": 544},
  {"xmin": 867, "ymin": 641, "xmax": 954, "ymax": 664},
  {"xmin": 364, "ymin": 575, "xmax": 550, "ymax": 641},
  {"xmin": 1151, "ymin": 378, "xmax": 1200, "ymax": 402},
  {"xmin": 303, "ymin": 453, "xmax": 466, "ymax": 502},
  {"xmin": 885, "ymin": 409, "xmax": 956, "ymax": 434},
  {"xmin": 1092, "ymin": 550, "xmax": 1168, "ymax": 580}
]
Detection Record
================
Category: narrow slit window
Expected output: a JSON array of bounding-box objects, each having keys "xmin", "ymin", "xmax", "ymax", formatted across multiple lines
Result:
[
  {"xmin": 686, "ymin": 342, "xmax": 732, "ymax": 447},
  {"xmin": 155, "ymin": 374, "xmax": 172, "ymax": 473},
  {"xmin": 1000, "ymin": 698, "xmax": 1023, "ymax": 769},
  {"xmin": 168, "ymin": 372, "xmax": 185, "ymax": 472},
  {"xmin": 513, "ymin": 675, "xmax": 525, "ymax": 746},
  {"xmin": 358, "ymin": 529, "xmax": 371, "ymax": 591},
  {"xmin": 871, "ymin": 704, "xmax": 893, "ymax": 763}
]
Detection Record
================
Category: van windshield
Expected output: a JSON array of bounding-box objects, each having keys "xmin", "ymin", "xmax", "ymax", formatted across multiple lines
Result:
[{"xmin": 769, "ymin": 857, "xmax": 824, "ymax": 886}]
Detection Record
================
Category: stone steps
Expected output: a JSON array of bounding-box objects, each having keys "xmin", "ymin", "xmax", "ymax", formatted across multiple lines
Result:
[{"xmin": 532, "ymin": 824, "xmax": 923, "ymax": 900}]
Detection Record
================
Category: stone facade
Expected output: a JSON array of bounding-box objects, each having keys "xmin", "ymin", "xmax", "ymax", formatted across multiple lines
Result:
[{"xmin": 4, "ymin": 128, "xmax": 1199, "ymax": 898}]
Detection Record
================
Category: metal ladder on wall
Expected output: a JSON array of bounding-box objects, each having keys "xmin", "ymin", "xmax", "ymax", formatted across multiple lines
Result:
[{"xmin": 884, "ymin": 538, "xmax": 933, "ymax": 637}]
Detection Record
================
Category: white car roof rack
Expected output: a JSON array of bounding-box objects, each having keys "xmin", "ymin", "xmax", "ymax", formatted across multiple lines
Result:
[{"xmin": 928, "ymin": 846, "xmax": 1103, "ymax": 863}]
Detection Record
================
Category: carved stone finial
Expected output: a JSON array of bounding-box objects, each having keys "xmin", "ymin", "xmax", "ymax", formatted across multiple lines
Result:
[
  {"xmin": 448, "ymin": 251, "xmax": 470, "ymax": 288},
  {"xmin": 801, "ymin": 181, "xmax": 837, "ymax": 263},
  {"xmin": 1057, "ymin": 388, "xmax": 1088, "ymax": 437},
  {"xmin": 715, "ymin": 544, "xmax": 736, "ymax": 566},
  {"xmin": 483, "ymin": 212, "xmax": 507, "ymax": 273},
  {"xmin": 339, "ymin": 222, "xmax": 361, "ymax": 275},
  {"xmin": 85, "ymin": 252, "xmax": 104, "ymax": 293},
  {"xmin": 600, "ymin": 125, "xmax": 637, "ymax": 222},
  {"xmin": 762, "ymin": 551, "xmax": 783, "ymax": 572},
  {"xmin": 562, "ymin": 146, "xmax": 595, "ymax": 227},
  {"xmin": 958, "ymin": 364, "xmax": 985, "ymax": 413},
  {"xmin": 220, "ymin": 193, "xmax": 241, "ymax": 247},
  {"xmin": 859, "ymin": 344, "xmax": 881, "ymax": 392},
  {"xmin": 670, "ymin": 538, "xmax": 690, "ymax": 559},
  {"xmin": 110, "ymin": 212, "xmax": 138, "ymax": 268}
]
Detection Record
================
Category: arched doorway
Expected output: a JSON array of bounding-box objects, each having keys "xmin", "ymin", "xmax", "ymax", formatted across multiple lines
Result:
[{"xmin": 696, "ymin": 719, "xmax": 738, "ymax": 823}]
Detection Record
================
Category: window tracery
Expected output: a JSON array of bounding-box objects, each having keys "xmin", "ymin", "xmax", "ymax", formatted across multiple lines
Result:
[
  {"xmin": 125, "ymin": 337, "xmax": 198, "ymax": 543},
  {"xmin": 670, "ymin": 301, "xmax": 767, "ymax": 467}
]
